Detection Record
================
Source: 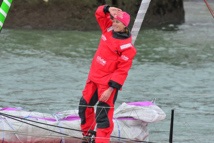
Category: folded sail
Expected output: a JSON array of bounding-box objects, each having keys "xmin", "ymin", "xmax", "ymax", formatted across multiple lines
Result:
[{"xmin": 0, "ymin": 101, "xmax": 165, "ymax": 142}]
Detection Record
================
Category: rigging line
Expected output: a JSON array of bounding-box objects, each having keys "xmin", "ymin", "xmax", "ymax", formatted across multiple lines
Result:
[
  {"xmin": 204, "ymin": 0, "xmax": 214, "ymax": 18},
  {"xmin": 79, "ymin": 104, "xmax": 114, "ymax": 108},
  {"xmin": 152, "ymin": 119, "xmax": 165, "ymax": 142},
  {"xmin": 0, "ymin": 129, "xmax": 79, "ymax": 140},
  {"xmin": 110, "ymin": 135, "xmax": 154, "ymax": 143},
  {"xmin": 0, "ymin": 112, "xmax": 82, "ymax": 133},
  {"xmin": 80, "ymin": 105, "xmax": 153, "ymax": 143},
  {"xmin": 180, "ymin": 114, "xmax": 200, "ymax": 143},
  {"xmin": 37, "ymin": 91, "xmax": 59, "ymax": 139},
  {"xmin": 12, "ymin": 110, "xmax": 28, "ymax": 140},
  {"xmin": 158, "ymin": 121, "xmax": 214, "ymax": 125},
  {"xmin": 0, "ymin": 113, "xmax": 83, "ymax": 141},
  {"xmin": 93, "ymin": 136, "xmax": 151, "ymax": 143},
  {"xmin": 0, "ymin": 130, "xmax": 86, "ymax": 143},
  {"xmin": 96, "ymin": 133, "xmax": 155, "ymax": 143},
  {"xmin": 172, "ymin": 138, "xmax": 214, "ymax": 141},
  {"xmin": 0, "ymin": 112, "xmax": 153, "ymax": 143},
  {"xmin": 150, "ymin": 137, "xmax": 214, "ymax": 141},
  {"xmin": 85, "ymin": 107, "xmax": 104, "ymax": 135},
  {"xmin": 169, "ymin": 109, "xmax": 214, "ymax": 114},
  {"xmin": 0, "ymin": 99, "xmax": 115, "ymax": 108},
  {"xmin": 1, "ymin": 88, "xmax": 214, "ymax": 96},
  {"xmin": 204, "ymin": 0, "xmax": 214, "ymax": 14}
]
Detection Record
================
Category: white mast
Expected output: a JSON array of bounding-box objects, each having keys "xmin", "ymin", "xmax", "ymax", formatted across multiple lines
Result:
[{"xmin": 131, "ymin": 0, "xmax": 152, "ymax": 45}]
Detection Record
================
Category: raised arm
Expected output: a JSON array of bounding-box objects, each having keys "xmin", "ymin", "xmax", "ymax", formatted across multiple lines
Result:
[{"xmin": 95, "ymin": 5, "xmax": 122, "ymax": 32}]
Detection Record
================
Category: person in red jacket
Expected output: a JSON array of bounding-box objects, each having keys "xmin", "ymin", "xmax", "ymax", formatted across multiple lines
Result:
[{"xmin": 79, "ymin": 5, "xmax": 137, "ymax": 143}]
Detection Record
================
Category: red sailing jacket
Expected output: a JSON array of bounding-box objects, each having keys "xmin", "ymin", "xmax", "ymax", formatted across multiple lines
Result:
[{"xmin": 88, "ymin": 5, "xmax": 137, "ymax": 89}]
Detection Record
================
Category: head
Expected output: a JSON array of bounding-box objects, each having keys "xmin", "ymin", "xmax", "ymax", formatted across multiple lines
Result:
[{"xmin": 113, "ymin": 12, "xmax": 130, "ymax": 33}]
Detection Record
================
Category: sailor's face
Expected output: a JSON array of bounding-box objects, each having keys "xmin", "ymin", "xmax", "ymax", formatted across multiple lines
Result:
[{"xmin": 113, "ymin": 19, "xmax": 126, "ymax": 32}]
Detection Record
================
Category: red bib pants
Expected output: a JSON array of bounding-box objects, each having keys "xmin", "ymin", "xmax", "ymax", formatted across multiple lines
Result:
[{"xmin": 79, "ymin": 80, "xmax": 118, "ymax": 143}]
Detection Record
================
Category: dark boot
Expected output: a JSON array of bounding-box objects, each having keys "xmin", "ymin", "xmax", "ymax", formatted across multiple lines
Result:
[{"xmin": 82, "ymin": 135, "xmax": 94, "ymax": 143}]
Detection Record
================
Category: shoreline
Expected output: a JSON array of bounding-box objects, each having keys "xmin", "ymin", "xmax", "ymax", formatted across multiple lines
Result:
[{"xmin": 3, "ymin": 0, "xmax": 185, "ymax": 31}]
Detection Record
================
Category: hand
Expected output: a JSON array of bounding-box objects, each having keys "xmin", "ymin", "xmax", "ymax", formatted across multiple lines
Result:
[
  {"xmin": 100, "ymin": 88, "xmax": 113, "ymax": 102},
  {"xmin": 109, "ymin": 7, "xmax": 123, "ymax": 18}
]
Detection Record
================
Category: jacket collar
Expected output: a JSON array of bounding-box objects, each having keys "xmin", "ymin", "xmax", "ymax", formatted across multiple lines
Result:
[{"xmin": 112, "ymin": 28, "xmax": 131, "ymax": 39}]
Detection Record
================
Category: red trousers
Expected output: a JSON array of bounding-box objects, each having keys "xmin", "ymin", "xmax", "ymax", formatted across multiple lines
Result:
[{"xmin": 79, "ymin": 79, "xmax": 118, "ymax": 143}]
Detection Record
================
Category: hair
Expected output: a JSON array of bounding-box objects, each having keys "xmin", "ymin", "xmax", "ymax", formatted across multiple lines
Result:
[{"xmin": 124, "ymin": 27, "xmax": 129, "ymax": 34}]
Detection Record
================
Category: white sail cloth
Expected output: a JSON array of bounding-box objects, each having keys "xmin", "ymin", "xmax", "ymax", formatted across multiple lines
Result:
[{"xmin": 0, "ymin": 101, "xmax": 166, "ymax": 142}]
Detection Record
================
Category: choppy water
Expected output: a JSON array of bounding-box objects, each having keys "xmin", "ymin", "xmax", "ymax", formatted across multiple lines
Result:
[{"xmin": 0, "ymin": 1, "xmax": 214, "ymax": 142}]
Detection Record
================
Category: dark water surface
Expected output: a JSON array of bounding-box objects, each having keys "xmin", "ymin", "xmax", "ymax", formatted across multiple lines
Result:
[{"xmin": 0, "ymin": 1, "xmax": 214, "ymax": 142}]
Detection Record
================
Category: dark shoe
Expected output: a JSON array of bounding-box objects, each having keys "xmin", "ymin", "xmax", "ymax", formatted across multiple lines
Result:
[{"xmin": 82, "ymin": 135, "xmax": 95, "ymax": 143}]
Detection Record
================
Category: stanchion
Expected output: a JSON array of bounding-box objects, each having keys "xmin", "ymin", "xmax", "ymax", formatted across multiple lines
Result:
[{"xmin": 169, "ymin": 109, "xmax": 174, "ymax": 143}]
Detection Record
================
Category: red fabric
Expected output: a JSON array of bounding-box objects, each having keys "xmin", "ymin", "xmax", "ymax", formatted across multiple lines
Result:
[
  {"xmin": 81, "ymin": 81, "xmax": 97, "ymax": 134},
  {"xmin": 81, "ymin": 5, "xmax": 137, "ymax": 142},
  {"xmin": 95, "ymin": 128, "xmax": 112, "ymax": 143},
  {"xmin": 95, "ymin": 5, "xmax": 112, "ymax": 33},
  {"xmin": 81, "ymin": 80, "xmax": 117, "ymax": 142},
  {"xmin": 88, "ymin": 5, "xmax": 137, "ymax": 87},
  {"xmin": 204, "ymin": 0, "xmax": 214, "ymax": 18},
  {"xmin": 113, "ymin": 12, "xmax": 130, "ymax": 27}
]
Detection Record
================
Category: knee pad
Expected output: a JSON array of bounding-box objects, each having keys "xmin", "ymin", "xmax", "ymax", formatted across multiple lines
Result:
[
  {"xmin": 96, "ymin": 101, "xmax": 110, "ymax": 129},
  {"xmin": 78, "ymin": 97, "xmax": 88, "ymax": 125}
]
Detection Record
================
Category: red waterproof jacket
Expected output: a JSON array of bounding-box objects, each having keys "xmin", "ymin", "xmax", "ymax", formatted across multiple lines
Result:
[{"xmin": 88, "ymin": 5, "xmax": 137, "ymax": 90}]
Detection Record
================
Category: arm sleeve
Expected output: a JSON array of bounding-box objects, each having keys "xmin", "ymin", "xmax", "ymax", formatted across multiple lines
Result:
[
  {"xmin": 108, "ymin": 45, "xmax": 137, "ymax": 89},
  {"xmin": 95, "ymin": 5, "xmax": 113, "ymax": 32}
]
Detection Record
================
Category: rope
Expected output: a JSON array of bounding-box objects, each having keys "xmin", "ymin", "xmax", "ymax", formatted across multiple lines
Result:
[
  {"xmin": 159, "ymin": 121, "xmax": 214, "ymax": 125},
  {"xmin": 0, "ymin": 114, "xmax": 84, "ymax": 141},
  {"xmin": 115, "ymin": 118, "xmax": 120, "ymax": 140},
  {"xmin": 0, "ymin": 129, "xmax": 83, "ymax": 141},
  {"xmin": 0, "ymin": 112, "xmax": 152, "ymax": 143},
  {"xmin": 0, "ymin": 98, "xmax": 115, "ymax": 108},
  {"xmin": 150, "ymin": 137, "xmax": 214, "ymax": 141},
  {"xmin": 0, "ymin": 112, "xmax": 83, "ymax": 133},
  {"xmin": 204, "ymin": 0, "xmax": 214, "ymax": 18},
  {"xmin": 1, "ymin": 88, "xmax": 214, "ymax": 96}
]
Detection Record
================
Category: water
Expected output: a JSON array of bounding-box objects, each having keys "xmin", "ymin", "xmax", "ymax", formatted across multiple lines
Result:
[{"xmin": 0, "ymin": 1, "xmax": 214, "ymax": 142}]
